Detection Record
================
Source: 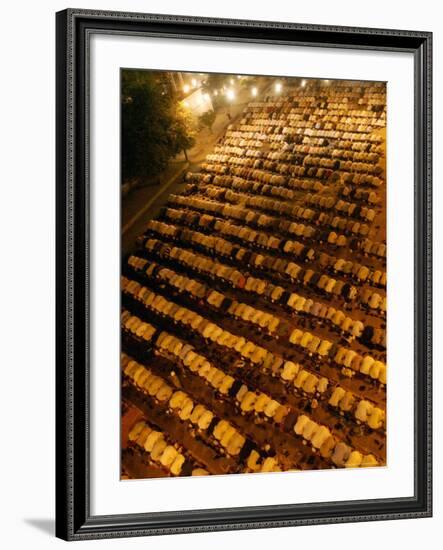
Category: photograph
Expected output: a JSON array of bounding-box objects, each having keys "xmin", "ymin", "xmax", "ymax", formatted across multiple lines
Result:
[
  {"xmin": 1, "ymin": 0, "xmax": 438, "ymax": 546},
  {"xmin": 54, "ymin": 8, "xmax": 432, "ymax": 540},
  {"xmin": 120, "ymin": 70, "xmax": 387, "ymax": 480}
]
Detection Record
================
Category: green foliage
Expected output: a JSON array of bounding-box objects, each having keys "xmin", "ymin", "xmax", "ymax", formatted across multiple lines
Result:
[
  {"xmin": 198, "ymin": 110, "xmax": 216, "ymax": 132},
  {"xmin": 121, "ymin": 70, "xmax": 196, "ymax": 183}
]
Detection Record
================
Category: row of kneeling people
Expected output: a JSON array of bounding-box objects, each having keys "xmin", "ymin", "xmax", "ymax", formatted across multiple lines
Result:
[
  {"xmin": 328, "ymin": 387, "xmax": 385, "ymax": 430},
  {"xmin": 261, "ymin": 146, "xmax": 380, "ymax": 165},
  {"xmin": 127, "ymin": 254, "xmax": 383, "ymax": 345},
  {"xmin": 240, "ymin": 108, "xmax": 384, "ymax": 123},
  {"xmin": 268, "ymin": 136, "xmax": 383, "ymax": 155},
  {"xmin": 293, "ymin": 414, "xmax": 380, "ymax": 468},
  {"xmin": 143, "ymin": 229, "xmax": 358, "ymax": 302},
  {"xmin": 240, "ymin": 115, "xmax": 384, "ymax": 133},
  {"xmin": 121, "ymin": 276, "xmax": 386, "ymax": 386},
  {"xmin": 158, "ymin": 208, "xmax": 367, "ymax": 271},
  {"xmin": 203, "ymin": 160, "xmax": 384, "ymax": 188},
  {"xmin": 212, "ymin": 146, "xmax": 380, "ymax": 172},
  {"xmin": 185, "ymin": 184, "xmax": 382, "ymax": 240},
  {"xmin": 121, "ymin": 309, "xmax": 156, "ymax": 342},
  {"xmin": 171, "ymin": 191, "xmax": 377, "ymax": 239},
  {"xmin": 123, "ymin": 355, "xmax": 248, "ymax": 457},
  {"xmin": 171, "ymin": 191, "xmax": 379, "ymax": 245},
  {"xmin": 123, "ymin": 337, "xmax": 384, "ymax": 465},
  {"xmin": 231, "ymin": 107, "xmax": 385, "ymax": 132},
  {"xmin": 340, "ymin": 185, "xmax": 380, "ymax": 205},
  {"xmin": 305, "ymin": 194, "xmax": 377, "ymax": 221},
  {"xmin": 122, "ymin": 298, "xmax": 329, "ymax": 406},
  {"xmin": 289, "ymin": 328, "xmax": 386, "ymax": 383},
  {"xmin": 141, "ymin": 235, "xmax": 386, "ymax": 316},
  {"xmin": 143, "ymin": 224, "xmax": 387, "ymax": 312},
  {"xmin": 162, "ymin": 202, "xmax": 325, "ymax": 246},
  {"xmin": 241, "ymin": 113, "xmax": 384, "ymax": 129},
  {"xmin": 127, "ymin": 420, "xmax": 197, "ymax": 476},
  {"xmin": 127, "ymin": 417, "xmax": 284, "ymax": 475},
  {"xmin": 122, "ymin": 301, "xmax": 385, "ymax": 435},
  {"xmin": 225, "ymin": 126, "xmax": 382, "ymax": 146},
  {"xmin": 248, "ymin": 94, "xmax": 385, "ymax": 109},
  {"xmin": 232, "ymin": 122, "xmax": 383, "ymax": 145},
  {"xmin": 201, "ymin": 160, "xmax": 342, "ymax": 182},
  {"xmin": 126, "ymin": 255, "xmax": 385, "ymax": 347},
  {"xmin": 126, "ymin": 254, "xmax": 384, "ymax": 360},
  {"xmin": 124, "ymin": 345, "xmax": 385, "ymax": 472},
  {"xmin": 249, "ymin": 87, "xmax": 384, "ymax": 104},
  {"xmin": 186, "ymin": 174, "xmax": 301, "ymax": 198},
  {"xmin": 205, "ymin": 150, "xmax": 380, "ymax": 176},
  {"xmin": 187, "ymin": 175, "xmax": 322, "ymax": 201},
  {"xmin": 153, "ymin": 331, "xmax": 290, "ymax": 424},
  {"xmin": 122, "ymin": 304, "xmax": 385, "ymax": 437}
]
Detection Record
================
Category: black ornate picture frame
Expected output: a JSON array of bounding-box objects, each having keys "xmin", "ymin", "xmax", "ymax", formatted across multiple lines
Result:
[{"xmin": 55, "ymin": 9, "xmax": 432, "ymax": 541}]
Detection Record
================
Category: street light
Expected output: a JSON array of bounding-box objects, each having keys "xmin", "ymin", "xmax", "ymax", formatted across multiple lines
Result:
[
  {"xmin": 301, "ymin": 79, "xmax": 307, "ymax": 88},
  {"xmin": 251, "ymin": 87, "xmax": 258, "ymax": 97},
  {"xmin": 183, "ymin": 84, "xmax": 190, "ymax": 93},
  {"xmin": 226, "ymin": 88, "xmax": 235, "ymax": 101},
  {"xmin": 275, "ymin": 82, "xmax": 282, "ymax": 93}
]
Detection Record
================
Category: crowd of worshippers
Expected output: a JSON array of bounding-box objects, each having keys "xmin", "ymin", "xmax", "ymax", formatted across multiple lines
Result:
[
  {"xmin": 121, "ymin": 80, "xmax": 386, "ymax": 477},
  {"xmin": 122, "ymin": 316, "xmax": 382, "ymax": 476}
]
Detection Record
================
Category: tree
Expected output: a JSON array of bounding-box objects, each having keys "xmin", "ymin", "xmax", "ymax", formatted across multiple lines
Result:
[
  {"xmin": 173, "ymin": 104, "xmax": 197, "ymax": 160},
  {"xmin": 198, "ymin": 110, "xmax": 216, "ymax": 133},
  {"xmin": 121, "ymin": 70, "xmax": 196, "ymax": 184}
]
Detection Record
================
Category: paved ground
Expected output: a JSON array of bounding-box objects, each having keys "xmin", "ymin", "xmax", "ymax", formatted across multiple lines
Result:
[{"xmin": 121, "ymin": 162, "xmax": 189, "ymax": 255}]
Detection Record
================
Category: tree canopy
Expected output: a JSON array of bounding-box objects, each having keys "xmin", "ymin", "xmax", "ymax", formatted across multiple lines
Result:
[{"xmin": 121, "ymin": 70, "xmax": 196, "ymax": 183}]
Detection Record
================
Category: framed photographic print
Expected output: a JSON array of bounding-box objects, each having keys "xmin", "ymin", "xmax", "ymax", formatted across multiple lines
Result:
[{"xmin": 55, "ymin": 9, "xmax": 432, "ymax": 541}]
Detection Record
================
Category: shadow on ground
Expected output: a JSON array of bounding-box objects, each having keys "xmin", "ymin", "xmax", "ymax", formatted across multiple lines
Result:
[{"xmin": 24, "ymin": 518, "xmax": 55, "ymax": 536}]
